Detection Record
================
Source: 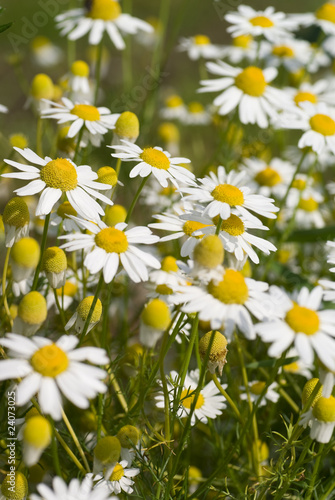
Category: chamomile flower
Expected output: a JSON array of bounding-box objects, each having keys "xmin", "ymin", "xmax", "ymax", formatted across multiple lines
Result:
[
  {"xmin": 0, "ymin": 333, "xmax": 108, "ymax": 420},
  {"xmin": 0, "ymin": 472, "xmax": 27, "ymax": 500},
  {"xmin": 255, "ymin": 286, "xmax": 335, "ymax": 371},
  {"xmin": 2, "ymin": 197, "xmax": 30, "ymax": 248},
  {"xmin": 140, "ymin": 298, "xmax": 172, "ymax": 348},
  {"xmin": 14, "ymin": 291, "xmax": 47, "ymax": 336},
  {"xmin": 326, "ymin": 241, "xmax": 335, "ymax": 272},
  {"xmin": 304, "ymin": 395, "xmax": 335, "ymax": 443},
  {"xmin": 21, "ymin": 415, "xmax": 51, "ymax": 467},
  {"xmin": 225, "ymin": 5, "xmax": 297, "ymax": 42},
  {"xmin": 30, "ymin": 475, "xmax": 117, "ymax": 500},
  {"xmin": 92, "ymin": 461, "xmax": 140, "ymax": 495},
  {"xmin": 280, "ymin": 101, "xmax": 335, "ymax": 155},
  {"xmin": 160, "ymin": 95, "xmax": 187, "ymax": 120},
  {"xmin": 293, "ymin": 190, "xmax": 325, "ymax": 229},
  {"xmin": 286, "ymin": 80, "xmax": 335, "ymax": 108},
  {"xmin": 291, "ymin": 3, "xmax": 335, "ymax": 35},
  {"xmin": 155, "ymin": 369, "xmax": 226, "ymax": 425},
  {"xmin": 30, "ymin": 36, "xmax": 62, "ymax": 67},
  {"xmin": 240, "ymin": 381, "xmax": 279, "ymax": 406},
  {"xmin": 10, "ymin": 237, "xmax": 40, "ymax": 291},
  {"xmin": 199, "ymin": 61, "xmax": 288, "ymax": 128},
  {"xmin": 282, "ymin": 348, "xmax": 313, "ymax": 379},
  {"xmin": 2, "ymin": 148, "xmax": 113, "ymax": 220},
  {"xmin": 56, "ymin": 0, "xmax": 153, "ymax": 48},
  {"xmin": 50, "ymin": 201, "xmax": 80, "ymax": 232},
  {"xmin": 65, "ymin": 296, "xmax": 103, "ymax": 334},
  {"xmin": 260, "ymin": 38, "xmax": 312, "ymax": 72},
  {"xmin": 183, "ymin": 102, "xmax": 211, "ymax": 126},
  {"xmin": 181, "ymin": 166, "xmax": 279, "ymax": 223},
  {"xmin": 173, "ymin": 268, "xmax": 270, "ymax": 338},
  {"xmin": 219, "ymin": 34, "xmax": 257, "ymax": 64},
  {"xmin": 110, "ymin": 140, "xmax": 195, "ymax": 188},
  {"xmin": 41, "ymin": 97, "xmax": 118, "ymax": 146},
  {"xmin": 60, "ymin": 217, "xmax": 160, "ymax": 284},
  {"xmin": 177, "ymin": 35, "xmax": 222, "ymax": 60},
  {"xmin": 243, "ymin": 157, "xmax": 295, "ymax": 198},
  {"xmin": 68, "ymin": 60, "xmax": 92, "ymax": 99}
]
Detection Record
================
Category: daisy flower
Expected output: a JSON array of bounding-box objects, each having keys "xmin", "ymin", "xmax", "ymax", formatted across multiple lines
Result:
[
  {"xmin": 243, "ymin": 157, "xmax": 295, "ymax": 199},
  {"xmin": 219, "ymin": 34, "xmax": 257, "ymax": 64},
  {"xmin": 0, "ymin": 334, "xmax": 108, "ymax": 420},
  {"xmin": 181, "ymin": 210, "xmax": 276, "ymax": 264},
  {"xmin": 225, "ymin": 5, "xmax": 297, "ymax": 42},
  {"xmin": 177, "ymin": 35, "xmax": 222, "ymax": 60},
  {"xmin": 286, "ymin": 79, "xmax": 335, "ymax": 109},
  {"xmin": 282, "ymin": 348, "xmax": 313, "ymax": 379},
  {"xmin": 199, "ymin": 61, "xmax": 288, "ymax": 128},
  {"xmin": 183, "ymin": 102, "xmax": 211, "ymax": 126},
  {"xmin": 2, "ymin": 147, "xmax": 113, "ymax": 220},
  {"xmin": 160, "ymin": 95, "xmax": 187, "ymax": 121},
  {"xmin": 281, "ymin": 101, "xmax": 335, "ymax": 155},
  {"xmin": 30, "ymin": 35, "xmax": 63, "ymax": 68},
  {"xmin": 92, "ymin": 461, "xmax": 140, "ymax": 495},
  {"xmin": 181, "ymin": 166, "xmax": 279, "ymax": 223},
  {"xmin": 42, "ymin": 97, "xmax": 118, "ymax": 147},
  {"xmin": 56, "ymin": 0, "xmax": 153, "ymax": 48},
  {"xmin": 155, "ymin": 369, "xmax": 226, "ymax": 425},
  {"xmin": 301, "ymin": 395, "xmax": 335, "ymax": 444},
  {"xmin": 255, "ymin": 286, "xmax": 335, "ymax": 372},
  {"xmin": 60, "ymin": 217, "xmax": 160, "ymax": 284},
  {"xmin": 307, "ymin": 45, "xmax": 331, "ymax": 73},
  {"xmin": 67, "ymin": 60, "xmax": 92, "ymax": 100},
  {"xmin": 30, "ymin": 475, "xmax": 117, "ymax": 500},
  {"xmin": 293, "ymin": 190, "xmax": 325, "ymax": 229},
  {"xmin": 319, "ymin": 278, "xmax": 335, "ymax": 303},
  {"xmin": 325, "ymin": 241, "xmax": 335, "ymax": 272},
  {"xmin": 110, "ymin": 140, "xmax": 195, "ymax": 188},
  {"xmin": 172, "ymin": 268, "xmax": 270, "ymax": 339},
  {"xmin": 240, "ymin": 381, "xmax": 279, "ymax": 407},
  {"xmin": 260, "ymin": 38, "xmax": 312, "ymax": 72},
  {"xmin": 290, "ymin": 3, "xmax": 335, "ymax": 36}
]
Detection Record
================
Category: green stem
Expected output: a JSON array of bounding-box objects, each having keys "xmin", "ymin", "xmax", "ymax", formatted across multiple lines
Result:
[
  {"xmin": 215, "ymin": 216, "xmax": 222, "ymax": 235},
  {"xmin": 2, "ymin": 247, "xmax": 12, "ymax": 329},
  {"xmin": 94, "ymin": 39, "xmax": 103, "ymax": 105},
  {"xmin": 211, "ymin": 374, "xmax": 243, "ymax": 424},
  {"xmin": 78, "ymin": 273, "xmax": 104, "ymax": 346},
  {"xmin": 73, "ymin": 127, "xmax": 84, "ymax": 164},
  {"xmin": 36, "ymin": 117, "xmax": 43, "ymax": 157},
  {"xmin": 306, "ymin": 443, "xmax": 325, "ymax": 500},
  {"xmin": 50, "ymin": 418, "xmax": 63, "ymax": 478},
  {"xmin": 32, "ymin": 213, "xmax": 51, "ymax": 291},
  {"xmin": 125, "ymin": 175, "xmax": 149, "ymax": 224},
  {"xmin": 61, "ymin": 408, "xmax": 90, "ymax": 473},
  {"xmin": 53, "ymin": 289, "xmax": 67, "ymax": 329}
]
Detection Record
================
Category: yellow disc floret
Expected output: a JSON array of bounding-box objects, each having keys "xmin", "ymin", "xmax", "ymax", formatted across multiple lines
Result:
[
  {"xmin": 294, "ymin": 91, "xmax": 317, "ymax": 106},
  {"xmin": 255, "ymin": 167, "xmax": 281, "ymax": 187},
  {"xmin": 272, "ymin": 45, "xmax": 294, "ymax": 58},
  {"xmin": 188, "ymin": 102, "xmax": 205, "ymax": 113},
  {"xmin": 43, "ymin": 247, "xmax": 67, "ymax": 274},
  {"xmin": 302, "ymin": 378, "xmax": 323, "ymax": 407},
  {"xmin": 109, "ymin": 463, "xmax": 125, "ymax": 481},
  {"xmin": 56, "ymin": 281, "xmax": 78, "ymax": 297},
  {"xmin": 95, "ymin": 227, "xmax": 129, "ymax": 253},
  {"xmin": 31, "ymin": 35, "xmax": 50, "ymax": 50},
  {"xmin": 313, "ymin": 396, "xmax": 335, "ymax": 422},
  {"xmin": 57, "ymin": 201, "xmax": 77, "ymax": 219},
  {"xmin": 30, "ymin": 73, "xmax": 54, "ymax": 100},
  {"xmin": 310, "ymin": 114, "xmax": 335, "ymax": 136},
  {"xmin": 250, "ymin": 381, "xmax": 266, "ymax": 395},
  {"xmin": 10, "ymin": 134, "xmax": 28, "ymax": 149},
  {"xmin": 71, "ymin": 60, "xmax": 89, "ymax": 77},
  {"xmin": 97, "ymin": 166, "xmax": 118, "ymax": 187},
  {"xmin": 194, "ymin": 34, "xmax": 210, "ymax": 45},
  {"xmin": 249, "ymin": 16, "xmax": 274, "ymax": 27},
  {"xmin": 166, "ymin": 95, "xmax": 183, "ymax": 108},
  {"xmin": 235, "ymin": 66, "xmax": 267, "ymax": 97},
  {"xmin": 116, "ymin": 425, "xmax": 140, "ymax": 449},
  {"xmin": 11, "ymin": 237, "xmax": 40, "ymax": 268},
  {"xmin": 298, "ymin": 197, "xmax": 318, "ymax": 212},
  {"xmin": 115, "ymin": 111, "xmax": 140, "ymax": 140},
  {"xmin": 285, "ymin": 303, "xmax": 320, "ymax": 335},
  {"xmin": 218, "ymin": 214, "xmax": 245, "ymax": 236},
  {"xmin": 31, "ymin": 344, "xmax": 69, "ymax": 377},
  {"xmin": 158, "ymin": 122, "xmax": 180, "ymax": 143},
  {"xmin": 161, "ymin": 256, "xmax": 178, "ymax": 272},
  {"xmin": 211, "ymin": 183, "xmax": 244, "ymax": 205},
  {"xmin": 18, "ymin": 291, "xmax": 47, "ymax": 325},
  {"xmin": 89, "ymin": 0, "xmax": 121, "ymax": 20},
  {"xmin": 316, "ymin": 3, "xmax": 335, "ymax": 24},
  {"xmin": 208, "ymin": 269, "xmax": 249, "ymax": 304},
  {"xmin": 193, "ymin": 235, "xmax": 224, "ymax": 269},
  {"xmin": 180, "ymin": 388, "xmax": 205, "ymax": 409},
  {"xmin": 141, "ymin": 298, "xmax": 171, "ymax": 330},
  {"xmin": 71, "ymin": 104, "xmax": 100, "ymax": 121},
  {"xmin": 140, "ymin": 147, "xmax": 170, "ymax": 170},
  {"xmin": 1, "ymin": 471, "xmax": 28, "ymax": 500},
  {"xmin": 3, "ymin": 197, "xmax": 30, "ymax": 228},
  {"xmin": 40, "ymin": 158, "xmax": 78, "ymax": 191},
  {"xmin": 77, "ymin": 296, "xmax": 102, "ymax": 323},
  {"xmin": 183, "ymin": 220, "xmax": 209, "ymax": 238},
  {"xmin": 104, "ymin": 205, "xmax": 127, "ymax": 227},
  {"xmin": 23, "ymin": 416, "xmax": 51, "ymax": 448},
  {"xmin": 94, "ymin": 436, "xmax": 121, "ymax": 464},
  {"xmin": 233, "ymin": 34, "xmax": 252, "ymax": 48}
]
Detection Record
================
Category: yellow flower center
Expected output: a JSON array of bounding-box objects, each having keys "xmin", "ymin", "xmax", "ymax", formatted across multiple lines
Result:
[
  {"xmin": 316, "ymin": 3, "xmax": 335, "ymax": 24},
  {"xmin": 207, "ymin": 269, "xmax": 249, "ymax": 304},
  {"xmin": 10, "ymin": 133, "xmax": 28, "ymax": 149},
  {"xmin": 31, "ymin": 344, "xmax": 69, "ymax": 377},
  {"xmin": 188, "ymin": 101, "xmax": 205, "ymax": 113},
  {"xmin": 255, "ymin": 167, "xmax": 282, "ymax": 187},
  {"xmin": 140, "ymin": 147, "xmax": 170, "ymax": 170},
  {"xmin": 31, "ymin": 73, "xmax": 54, "ymax": 100},
  {"xmin": 183, "ymin": 220, "xmax": 209, "ymax": 238},
  {"xmin": 250, "ymin": 381, "xmax": 266, "ymax": 395},
  {"xmin": 313, "ymin": 396, "xmax": 335, "ymax": 422},
  {"xmin": 283, "ymin": 361, "xmax": 299, "ymax": 373},
  {"xmin": 1, "ymin": 472, "xmax": 28, "ymax": 500},
  {"xmin": 11, "ymin": 237, "xmax": 40, "ymax": 268},
  {"xmin": 249, "ymin": 15, "xmax": 274, "ymax": 28},
  {"xmin": 292, "ymin": 178, "xmax": 306, "ymax": 190},
  {"xmin": 161, "ymin": 255, "xmax": 178, "ymax": 272},
  {"xmin": 71, "ymin": 104, "xmax": 100, "ymax": 121},
  {"xmin": 298, "ymin": 197, "xmax": 318, "ymax": 212},
  {"xmin": 115, "ymin": 111, "xmax": 140, "ymax": 139},
  {"xmin": 194, "ymin": 34, "xmax": 210, "ymax": 45},
  {"xmin": 77, "ymin": 296, "xmax": 102, "ymax": 322},
  {"xmin": 23, "ymin": 416, "xmax": 51, "ymax": 448},
  {"xmin": 71, "ymin": 60, "xmax": 89, "ymax": 77},
  {"xmin": 194, "ymin": 235, "xmax": 224, "ymax": 269},
  {"xmin": 158, "ymin": 122, "xmax": 180, "ymax": 143},
  {"xmin": 104, "ymin": 204, "xmax": 127, "ymax": 227},
  {"xmin": 294, "ymin": 91, "xmax": 318, "ymax": 106},
  {"xmin": 166, "ymin": 95, "xmax": 183, "ymax": 108},
  {"xmin": 109, "ymin": 463, "xmax": 125, "ymax": 481},
  {"xmin": 97, "ymin": 166, "xmax": 118, "ymax": 187},
  {"xmin": 95, "ymin": 227, "xmax": 129, "ymax": 253},
  {"xmin": 40, "ymin": 158, "xmax": 78, "ymax": 191},
  {"xmin": 18, "ymin": 291, "xmax": 47, "ymax": 325},
  {"xmin": 272, "ymin": 45, "xmax": 294, "ymax": 58},
  {"xmin": 235, "ymin": 66, "xmax": 267, "ymax": 97},
  {"xmin": 217, "ymin": 214, "xmax": 245, "ymax": 236},
  {"xmin": 233, "ymin": 34, "xmax": 252, "ymax": 48},
  {"xmin": 156, "ymin": 284, "xmax": 173, "ymax": 295},
  {"xmin": 285, "ymin": 303, "xmax": 320, "ymax": 336},
  {"xmin": 88, "ymin": 0, "xmax": 121, "ymax": 21},
  {"xmin": 141, "ymin": 298, "xmax": 171, "ymax": 330},
  {"xmin": 56, "ymin": 281, "xmax": 78, "ymax": 297},
  {"xmin": 211, "ymin": 183, "xmax": 244, "ymax": 205},
  {"xmin": 180, "ymin": 388, "xmax": 205, "ymax": 409},
  {"xmin": 94, "ymin": 436, "xmax": 121, "ymax": 464},
  {"xmin": 3, "ymin": 197, "xmax": 30, "ymax": 228},
  {"xmin": 43, "ymin": 246, "xmax": 67, "ymax": 274},
  {"xmin": 310, "ymin": 113, "xmax": 335, "ymax": 136}
]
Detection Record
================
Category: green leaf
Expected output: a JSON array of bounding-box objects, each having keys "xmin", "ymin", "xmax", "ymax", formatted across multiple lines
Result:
[{"xmin": 0, "ymin": 22, "xmax": 12, "ymax": 34}]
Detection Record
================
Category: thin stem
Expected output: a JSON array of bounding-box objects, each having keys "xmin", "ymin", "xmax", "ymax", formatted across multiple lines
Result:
[
  {"xmin": 125, "ymin": 175, "xmax": 149, "ymax": 224},
  {"xmin": 53, "ymin": 289, "xmax": 67, "ymax": 329},
  {"xmin": 36, "ymin": 117, "xmax": 43, "ymax": 157},
  {"xmin": 110, "ymin": 373, "xmax": 128, "ymax": 413},
  {"xmin": 94, "ymin": 39, "xmax": 103, "ymax": 105},
  {"xmin": 61, "ymin": 408, "xmax": 90, "ymax": 473},
  {"xmin": 211, "ymin": 374, "xmax": 243, "ymax": 424},
  {"xmin": 215, "ymin": 216, "xmax": 222, "ymax": 235},
  {"xmin": 78, "ymin": 273, "xmax": 104, "ymax": 346},
  {"xmin": 73, "ymin": 127, "xmax": 84, "ymax": 164},
  {"xmin": 2, "ymin": 247, "xmax": 12, "ymax": 329},
  {"xmin": 50, "ymin": 418, "xmax": 63, "ymax": 478},
  {"xmin": 306, "ymin": 443, "xmax": 325, "ymax": 500},
  {"xmin": 32, "ymin": 213, "xmax": 51, "ymax": 291}
]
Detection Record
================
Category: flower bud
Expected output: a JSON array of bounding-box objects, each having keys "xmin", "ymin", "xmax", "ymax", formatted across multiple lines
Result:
[
  {"xmin": 14, "ymin": 291, "xmax": 47, "ymax": 336},
  {"xmin": 193, "ymin": 235, "xmax": 224, "ymax": 269},
  {"xmin": 3, "ymin": 197, "xmax": 30, "ymax": 247},
  {"xmin": 42, "ymin": 246, "xmax": 67, "ymax": 288},
  {"xmin": 199, "ymin": 330, "xmax": 228, "ymax": 375}
]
